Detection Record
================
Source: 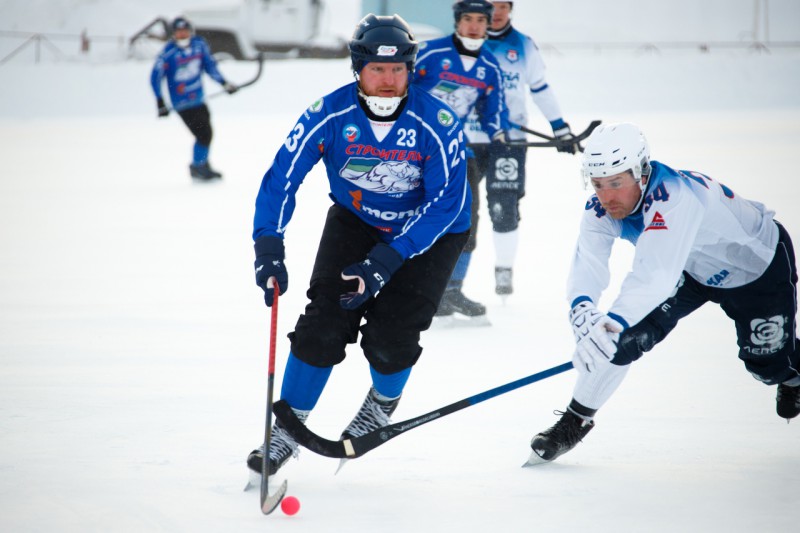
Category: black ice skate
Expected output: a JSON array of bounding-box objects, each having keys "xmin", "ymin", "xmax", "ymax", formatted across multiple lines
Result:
[
  {"xmin": 434, "ymin": 287, "xmax": 490, "ymax": 327},
  {"xmin": 341, "ymin": 387, "xmax": 399, "ymax": 440},
  {"xmin": 776, "ymin": 382, "xmax": 800, "ymax": 421},
  {"xmin": 525, "ymin": 410, "xmax": 595, "ymax": 466},
  {"xmin": 495, "ymin": 267, "xmax": 513, "ymax": 296},
  {"xmin": 336, "ymin": 388, "xmax": 400, "ymax": 473},
  {"xmin": 189, "ymin": 162, "xmax": 222, "ymax": 180},
  {"xmin": 247, "ymin": 418, "xmax": 300, "ymax": 476}
]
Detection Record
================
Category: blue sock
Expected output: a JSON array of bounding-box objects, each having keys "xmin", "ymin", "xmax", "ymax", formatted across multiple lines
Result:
[
  {"xmin": 370, "ymin": 366, "xmax": 411, "ymax": 400},
  {"xmin": 279, "ymin": 353, "xmax": 332, "ymax": 411},
  {"xmin": 447, "ymin": 252, "xmax": 471, "ymax": 290},
  {"xmin": 193, "ymin": 143, "xmax": 209, "ymax": 165}
]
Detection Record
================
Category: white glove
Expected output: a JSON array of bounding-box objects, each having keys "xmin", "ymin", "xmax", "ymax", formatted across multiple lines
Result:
[{"xmin": 569, "ymin": 301, "xmax": 623, "ymax": 373}]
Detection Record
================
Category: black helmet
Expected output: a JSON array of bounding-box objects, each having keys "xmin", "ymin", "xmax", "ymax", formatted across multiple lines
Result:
[
  {"xmin": 452, "ymin": 0, "xmax": 494, "ymax": 23},
  {"xmin": 171, "ymin": 16, "xmax": 193, "ymax": 34},
  {"xmin": 349, "ymin": 14, "xmax": 418, "ymax": 74}
]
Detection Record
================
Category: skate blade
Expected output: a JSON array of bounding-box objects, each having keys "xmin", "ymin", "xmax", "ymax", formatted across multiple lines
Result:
[
  {"xmin": 522, "ymin": 449, "xmax": 550, "ymax": 467},
  {"xmin": 243, "ymin": 469, "xmax": 261, "ymax": 491},
  {"xmin": 432, "ymin": 315, "xmax": 491, "ymax": 329},
  {"xmin": 335, "ymin": 458, "xmax": 349, "ymax": 475}
]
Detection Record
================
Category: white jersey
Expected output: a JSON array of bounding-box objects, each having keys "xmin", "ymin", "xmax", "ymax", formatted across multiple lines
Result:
[
  {"xmin": 466, "ymin": 25, "xmax": 564, "ymax": 143},
  {"xmin": 568, "ymin": 161, "xmax": 779, "ymax": 328}
]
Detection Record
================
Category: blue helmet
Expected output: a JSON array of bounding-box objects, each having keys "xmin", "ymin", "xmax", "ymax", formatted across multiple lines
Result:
[
  {"xmin": 171, "ymin": 17, "xmax": 193, "ymax": 34},
  {"xmin": 349, "ymin": 14, "xmax": 418, "ymax": 74},
  {"xmin": 453, "ymin": 0, "xmax": 494, "ymax": 23}
]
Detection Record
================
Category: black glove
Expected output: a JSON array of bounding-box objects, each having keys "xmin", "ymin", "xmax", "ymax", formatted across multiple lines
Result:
[
  {"xmin": 340, "ymin": 244, "xmax": 404, "ymax": 310},
  {"xmin": 254, "ymin": 236, "xmax": 288, "ymax": 306},
  {"xmin": 156, "ymin": 97, "xmax": 169, "ymax": 118},
  {"xmin": 553, "ymin": 123, "xmax": 578, "ymax": 154},
  {"xmin": 223, "ymin": 82, "xmax": 238, "ymax": 95}
]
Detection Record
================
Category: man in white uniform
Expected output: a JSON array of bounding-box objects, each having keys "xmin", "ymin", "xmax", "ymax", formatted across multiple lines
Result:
[
  {"xmin": 467, "ymin": 0, "xmax": 579, "ymax": 297},
  {"xmin": 527, "ymin": 123, "xmax": 800, "ymax": 464}
]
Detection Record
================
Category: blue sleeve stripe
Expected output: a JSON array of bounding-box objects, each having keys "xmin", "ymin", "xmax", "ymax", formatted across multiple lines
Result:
[
  {"xmin": 571, "ymin": 295, "xmax": 592, "ymax": 308},
  {"xmin": 530, "ymin": 83, "xmax": 550, "ymax": 94}
]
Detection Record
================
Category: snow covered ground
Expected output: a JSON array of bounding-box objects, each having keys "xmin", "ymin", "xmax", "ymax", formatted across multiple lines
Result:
[{"xmin": 1, "ymin": 2, "xmax": 799, "ymax": 532}]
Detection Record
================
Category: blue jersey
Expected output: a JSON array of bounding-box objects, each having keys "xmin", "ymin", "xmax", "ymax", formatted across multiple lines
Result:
[
  {"xmin": 412, "ymin": 35, "xmax": 508, "ymax": 141},
  {"xmin": 150, "ymin": 37, "xmax": 226, "ymax": 112},
  {"xmin": 253, "ymin": 82, "xmax": 471, "ymax": 260}
]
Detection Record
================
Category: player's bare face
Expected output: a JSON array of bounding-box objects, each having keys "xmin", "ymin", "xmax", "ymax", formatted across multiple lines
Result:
[
  {"xmin": 591, "ymin": 171, "xmax": 644, "ymax": 219},
  {"xmin": 173, "ymin": 28, "xmax": 191, "ymax": 41},
  {"xmin": 490, "ymin": 3, "xmax": 512, "ymax": 30},
  {"xmin": 457, "ymin": 13, "xmax": 489, "ymax": 39},
  {"xmin": 359, "ymin": 62, "xmax": 409, "ymax": 97}
]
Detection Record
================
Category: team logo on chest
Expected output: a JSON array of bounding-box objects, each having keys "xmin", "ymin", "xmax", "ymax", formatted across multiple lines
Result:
[
  {"xmin": 506, "ymin": 49, "xmax": 519, "ymax": 62},
  {"xmin": 343, "ymin": 124, "xmax": 361, "ymax": 143},
  {"xmin": 441, "ymin": 58, "xmax": 452, "ymax": 71}
]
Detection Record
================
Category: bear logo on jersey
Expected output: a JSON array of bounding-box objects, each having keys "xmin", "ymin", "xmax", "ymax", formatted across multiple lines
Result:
[
  {"xmin": 343, "ymin": 124, "xmax": 361, "ymax": 143},
  {"xmin": 430, "ymin": 82, "xmax": 478, "ymax": 118},
  {"xmin": 340, "ymin": 158, "xmax": 422, "ymax": 194}
]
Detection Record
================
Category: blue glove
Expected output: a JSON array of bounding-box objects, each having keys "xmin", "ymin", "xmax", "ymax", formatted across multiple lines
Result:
[
  {"xmin": 340, "ymin": 244, "xmax": 404, "ymax": 310},
  {"xmin": 254, "ymin": 236, "xmax": 288, "ymax": 307},
  {"xmin": 552, "ymin": 122, "xmax": 578, "ymax": 154}
]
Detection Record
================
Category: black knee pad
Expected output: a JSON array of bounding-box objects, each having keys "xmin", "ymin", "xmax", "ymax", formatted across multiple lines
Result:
[{"xmin": 487, "ymin": 192, "xmax": 519, "ymax": 232}]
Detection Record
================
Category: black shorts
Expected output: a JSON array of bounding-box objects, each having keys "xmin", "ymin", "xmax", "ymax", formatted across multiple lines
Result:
[
  {"xmin": 289, "ymin": 204, "xmax": 468, "ymax": 374},
  {"xmin": 614, "ymin": 222, "xmax": 799, "ymax": 385}
]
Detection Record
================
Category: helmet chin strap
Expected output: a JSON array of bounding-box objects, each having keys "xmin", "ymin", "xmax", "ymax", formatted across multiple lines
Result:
[
  {"xmin": 628, "ymin": 170, "xmax": 650, "ymax": 215},
  {"xmin": 357, "ymin": 87, "xmax": 406, "ymax": 118},
  {"xmin": 455, "ymin": 33, "xmax": 486, "ymax": 51}
]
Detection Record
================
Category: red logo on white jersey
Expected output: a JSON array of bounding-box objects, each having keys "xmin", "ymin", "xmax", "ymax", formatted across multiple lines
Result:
[{"xmin": 645, "ymin": 211, "xmax": 668, "ymax": 231}]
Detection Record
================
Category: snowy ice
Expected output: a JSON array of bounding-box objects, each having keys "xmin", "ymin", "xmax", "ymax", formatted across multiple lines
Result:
[{"xmin": 1, "ymin": 1, "xmax": 799, "ymax": 532}]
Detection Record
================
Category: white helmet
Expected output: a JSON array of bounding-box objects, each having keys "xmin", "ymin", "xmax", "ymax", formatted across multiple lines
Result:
[{"xmin": 581, "ymin": 123, "xmax": 650, "ymax": 187}]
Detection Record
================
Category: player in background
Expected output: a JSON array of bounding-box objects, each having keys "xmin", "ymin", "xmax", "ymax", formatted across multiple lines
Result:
[
  {"xmin": 468, "ymin": 0, "xmax": 579, "ymax": 297},
  {"xmin": 246, "ymin": 14, "xmax": 471, "ymax": 476},
  {"xmin": 412, "ymin": 0, "xmax": 510, "ymax": 323},
  {"xmin": 527, "ymin": 123, "xmax": 800, "ymax": 465},
  {"xmin": 150, "ymin": 17, "xmax": 238, "ymax": 180}
]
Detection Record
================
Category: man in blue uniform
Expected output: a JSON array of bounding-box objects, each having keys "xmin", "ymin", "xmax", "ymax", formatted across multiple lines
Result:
[
  {"xmin": 246, "ymin": 14, "xmax": 471, "ymax": 476},
  {"xmin": 413, "ymin": 0, "xmax": 509, "ymax": 323},
  {"xmin": 150, "ymin": 17, "xmax": 237, "ymax": 180},
  {"xmin": 470, "ymin": 0, "xmax": 579, "ymax": 297}
]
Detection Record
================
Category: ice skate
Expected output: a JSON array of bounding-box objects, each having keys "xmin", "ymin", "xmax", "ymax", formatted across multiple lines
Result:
[
  {"xmin": 189, "ymin": 162, "xmax": 222, "ymax": 180},
  {"xmin": 776, "ymin": 382, "xmax": 800, "ymax": 421},
  {"xmin": 433, "ymin": 287, "xmax": 490, "ymax": 327},
  {"xmin": 336, "ymin": 388, "xmax": 399, "ymax": 473},
  {"xmin": 246, "ymin": 418, "xmax": 301, "ymax": 478},
  {"xmin": 495, "ymin": 267, "xmax": 513, "ymax": 299},
  {"xmin": 525, "ymin": 410, "xmax": 594, "ymax": 466}
]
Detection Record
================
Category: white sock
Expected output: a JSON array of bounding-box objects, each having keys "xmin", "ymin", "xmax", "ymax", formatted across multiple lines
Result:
[
  {"xmin": 572, "ymin": 361, "xmax": 630, "ymax": 411},
  {"xmin": 493, "ymin": 229, "xmax": 519, "ymax": 268}
]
